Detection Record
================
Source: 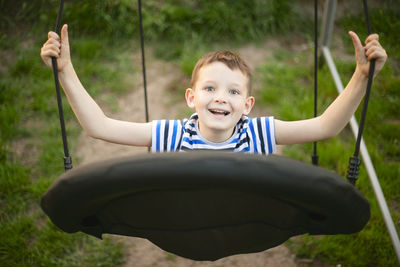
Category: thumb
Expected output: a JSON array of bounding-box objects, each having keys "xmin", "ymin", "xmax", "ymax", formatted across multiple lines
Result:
[
  {"xmin": 349, "ymin": 31, "xmax": 366, "ymax": 64},
  {"xmin": 61, "ymin": 24, "xmax": 69, "ymax": 47}
]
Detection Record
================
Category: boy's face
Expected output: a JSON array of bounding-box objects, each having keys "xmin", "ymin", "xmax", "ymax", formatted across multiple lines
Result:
[{"xmin": 185, "ymin": 62, "xmax": 255, "ymax": 142}]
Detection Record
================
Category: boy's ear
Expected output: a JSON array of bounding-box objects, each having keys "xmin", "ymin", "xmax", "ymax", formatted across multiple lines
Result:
[
  {"xmin": 185, "ymin": 88, "xmax": 195, "ymax": 109},
  {"xmin": 243, "ymin": 96, "xmax": 255, "ymax": 115}
]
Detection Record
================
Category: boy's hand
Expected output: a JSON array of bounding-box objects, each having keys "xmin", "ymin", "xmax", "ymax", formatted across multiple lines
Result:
[
  {"xmin": 349, "ymin": 31, "xmax": 387, "ymax": 78},
  {"xmin": 40, "ymin": 24, "xmax": 71, "ymax": 72}
]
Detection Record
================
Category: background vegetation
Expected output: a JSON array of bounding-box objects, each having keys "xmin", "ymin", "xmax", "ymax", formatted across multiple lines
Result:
[{"xmin": 1, "ymin": 0, "xmax": 399, "ymax": 266}]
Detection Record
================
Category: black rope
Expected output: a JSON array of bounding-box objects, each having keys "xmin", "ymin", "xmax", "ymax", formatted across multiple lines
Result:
[
  {"xmin": 312, "ymin": 0, "xmax": 319, "ymax": 166},
  {"xmin": 51, "ymin": 0, "xmax": 72, "ymax": 171},
  {"xmin": 138, "ymin": 0, "xmax": 149, "ymax": 124},
  {"xmin": 346, "ymin": 0, "xmax": 376, "ymax": 185}
]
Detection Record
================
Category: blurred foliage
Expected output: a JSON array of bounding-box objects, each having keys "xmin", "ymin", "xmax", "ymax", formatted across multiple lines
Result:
[
  {"xmin": 1, "ymin": 0, "xmax": 302, "ymax": 43},
  {"xmin": 338, "ymin": 0, "xmax": 400, "ymax": 60}
]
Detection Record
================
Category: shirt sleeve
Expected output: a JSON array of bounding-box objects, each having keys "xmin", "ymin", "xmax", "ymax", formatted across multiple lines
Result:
[
  {"xmin": 247, "ymin": 116, "xmax": 276, "ymax": 154},
  {"xmin": 151, "ymin": 120, "xmax": 184, "ymax": 152}
]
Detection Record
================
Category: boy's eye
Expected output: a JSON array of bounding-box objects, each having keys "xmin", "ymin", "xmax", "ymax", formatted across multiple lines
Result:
[
  {"xmin": 205, "ymin": 87, "xmax": 214, "ymax": 92},
  {"xmin": 230, "ymin": 89, "xmax": 240, "ymax": 95}
]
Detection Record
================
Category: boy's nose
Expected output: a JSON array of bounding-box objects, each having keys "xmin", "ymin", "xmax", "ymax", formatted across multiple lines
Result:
[{"xmin": 213, "ymin": 92, "xmax": 227, "ymax": 104}]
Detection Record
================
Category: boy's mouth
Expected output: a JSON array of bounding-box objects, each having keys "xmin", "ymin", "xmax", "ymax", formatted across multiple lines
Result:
[{"xmin": 209, "ymin": 109, "xmax": 230, "ymax": 116}]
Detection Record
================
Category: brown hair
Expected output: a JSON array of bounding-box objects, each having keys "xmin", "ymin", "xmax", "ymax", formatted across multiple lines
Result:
[{"xmin": 191, "ymin": 51, "xmax": 252, "ymax": 94}]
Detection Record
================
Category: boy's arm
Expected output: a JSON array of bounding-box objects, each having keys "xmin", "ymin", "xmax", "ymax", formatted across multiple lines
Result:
[
  {"xmin": 59, "ymin": 64, "xmax": 152, "ymax": 146},
  {"xmin": 41, "ymin": 24, "xmax": 152, "ymax": 147},
  {"xmin": 275, "ymin": 31, "xmax": 387, "ymax": 145}
]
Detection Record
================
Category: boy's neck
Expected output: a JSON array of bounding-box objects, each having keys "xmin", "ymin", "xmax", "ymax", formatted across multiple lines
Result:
[{"xmin": 197, "ymin": 122, "xmax": 235, "ymax": 143}]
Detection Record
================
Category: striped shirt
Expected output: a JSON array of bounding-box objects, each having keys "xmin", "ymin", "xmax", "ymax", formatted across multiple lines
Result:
[{"xmin": 151, "ymin": 113, "xmax": 276, "ymax": 154}]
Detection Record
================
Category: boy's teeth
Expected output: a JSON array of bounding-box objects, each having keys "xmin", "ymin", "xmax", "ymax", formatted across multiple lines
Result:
[{"xmin": 210, "ymin": 109, "xmax": 229, "ymax": 115}]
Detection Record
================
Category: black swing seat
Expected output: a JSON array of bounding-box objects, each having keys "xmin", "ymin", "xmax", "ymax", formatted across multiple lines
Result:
[{"xmin": 41, "ymin": 152, "xmax": 370, "ymax": 261}]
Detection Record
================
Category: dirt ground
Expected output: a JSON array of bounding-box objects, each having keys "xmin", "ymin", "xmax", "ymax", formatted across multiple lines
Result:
[{"xmin": 75, "ymin": 41, "xmax": 333, "ymax": 267}]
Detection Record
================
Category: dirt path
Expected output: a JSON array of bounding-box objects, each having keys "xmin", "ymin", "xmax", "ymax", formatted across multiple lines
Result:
[{"xmin": 74, "ymin": 42, "xmax": 311, "ymax": 266}]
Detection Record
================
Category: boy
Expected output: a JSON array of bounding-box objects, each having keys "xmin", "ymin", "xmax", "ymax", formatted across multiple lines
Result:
[{"xmin": 40, "ymin": 24, "xmax": 387, "ymax": 154}]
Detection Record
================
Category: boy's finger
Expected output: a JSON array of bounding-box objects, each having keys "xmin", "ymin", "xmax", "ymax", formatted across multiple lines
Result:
[
  {"xmin": 41, "ymin": 47, "xmax": 59, "ymax": 58},
  {"xmin": 348, "ymin": 31, "xmax": 363, "ymax": 56},
  {"xmin": 50, "ymin": 45, "xmax": 61, "ymax": 55},
  {"xmin": 48, "ymin": 38, "xmax": 61, "ymax": 47},
  {"xmin": 364, "ymin": 39, "xmax": 379, "ymax": 50},
  {"xmin": 365, "ymin": 33, "xmax": 379, "ymax": 43},
  {"xmin": 48, "ymin": 31, "xmax": 59, "ymax": 40},
  {"xmin": 61, "ymin": 24, "xmax": 69, "ymax": 46},
  {"xmin": 366, "ymin": 47, "xmax": 387, "ymax": 61},
  {"xmin": 367, "ymin": 50, "xmax": 385, "ymax": 61},
  {"xmin": 48, "ymin": 49, "xmax": 60, "ymax": 58}
]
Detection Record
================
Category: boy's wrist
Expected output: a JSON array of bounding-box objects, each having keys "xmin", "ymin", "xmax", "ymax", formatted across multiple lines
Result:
[
  {"xmin": 354, "ymin": 67, "xmax": 369, "ymax": 81},
  {"xmin": 59, "ymin": 62, "xmax": 74, "ymax": 77}
]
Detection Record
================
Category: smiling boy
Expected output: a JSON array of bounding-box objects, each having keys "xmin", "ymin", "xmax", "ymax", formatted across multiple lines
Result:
[
  {"xmin": 40, "ymin": 25, "xmax": 387, "ymax": 154},
  {"xmin": 153, "ymin": 51, "xmax": 273, "ymax": 153}
]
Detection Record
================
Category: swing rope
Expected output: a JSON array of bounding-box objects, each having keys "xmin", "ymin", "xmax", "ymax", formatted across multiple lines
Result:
[
  {"xmin": 312, "ymin": 0, "xmax": 319, "ymax": 166},
  {"xmin": 346, "ymin": 0, "xmax": 376, "ymax": 185},
  {"xmin": 138, "ymin": 0, "xmax": 149, "ymax": 123},
  {"xmin": 51, "ymin": 0, "xmax": 72, "ymax": 171}
]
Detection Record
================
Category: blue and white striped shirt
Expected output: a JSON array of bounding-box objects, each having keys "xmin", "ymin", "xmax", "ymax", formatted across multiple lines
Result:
[{"xmin": 152, "ymin": 113, "xmax": 276, "ymax": 154}]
